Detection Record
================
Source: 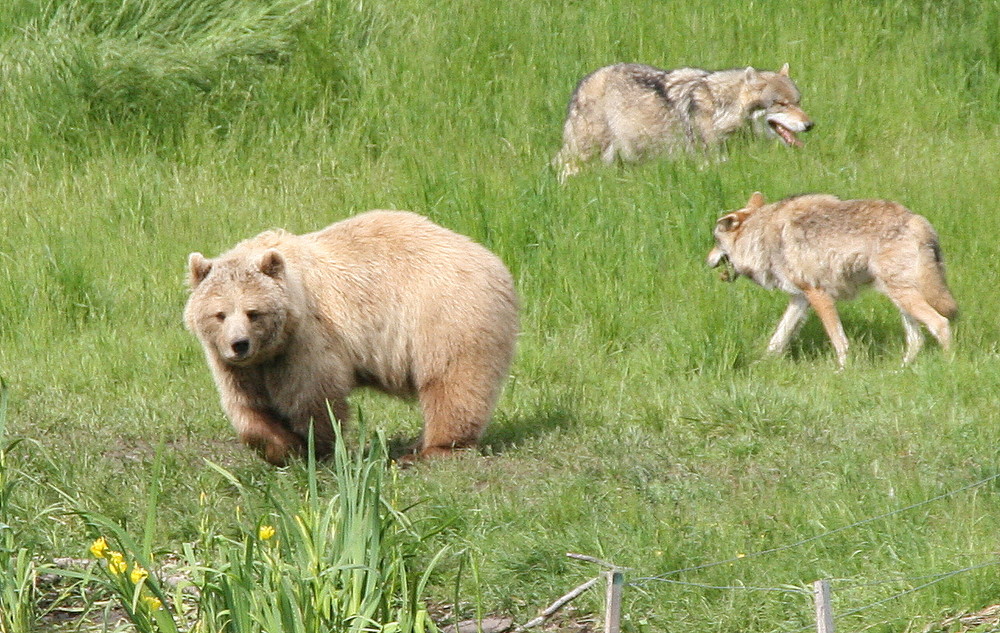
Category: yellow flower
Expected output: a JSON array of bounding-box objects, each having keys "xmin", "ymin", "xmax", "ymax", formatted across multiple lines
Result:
[
  {"xmin": 89, "ymin": 536, "xmax": 109, "ymax": 559},
  {"xmin": 258, "ymin": 524, "xmax": 276, "ymax": 541},
  {"xmin": 108, "ymin": 551, "xmax": 127, "ymax": 575},
  {"xmin": 143, "ymin": 596, "xmax": 163, "ymax": 611},
  {"xmin": 130, "ymin": 564, "xmax": 149, "ymax": 584},
  {"xmin": 736, "ymin": 553, "xmax": 747, "ymax": 559}
]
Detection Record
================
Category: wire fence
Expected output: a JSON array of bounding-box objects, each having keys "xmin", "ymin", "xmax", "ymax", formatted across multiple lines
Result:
[
  {"xmin": 521, "ymin": 471, "xmax": 1000, "ymax": 633},
  {"xmin": 834, "ymin": 560, "xmax": 1000, "ymax": 592},
  {"xmin": 834, "ymin": 560, "xmax": 1000, "ymax": 621},
  {"xmin": 630, "ymin": 470, "xmax": 1000, "ymax": 586},
  {"xmin": 629, "ymin": 577, "xmax": 809, "ymax": 594}
]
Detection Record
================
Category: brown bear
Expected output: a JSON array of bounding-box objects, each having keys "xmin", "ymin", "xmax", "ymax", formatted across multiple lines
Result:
[{"xmin": 184, "ymin": 210, "xmax": 519, "ymax": 466}]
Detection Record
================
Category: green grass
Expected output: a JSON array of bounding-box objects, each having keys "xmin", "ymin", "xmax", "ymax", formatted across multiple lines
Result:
[
  {"xmin": 2, "ymin": 0, "xmax": 1000, "ymax": 631},
  {"xmin": 55, "ymin": 426, "xmax": 444, "ymax": 633}
]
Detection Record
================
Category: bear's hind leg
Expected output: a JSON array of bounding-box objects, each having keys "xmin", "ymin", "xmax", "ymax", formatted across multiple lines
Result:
[{"xmin": 416, "ymin": 374, "xmax": 497, "ymax": 459}]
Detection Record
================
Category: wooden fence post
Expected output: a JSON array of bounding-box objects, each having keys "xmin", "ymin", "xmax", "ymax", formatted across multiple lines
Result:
[
  {"xmin": 813, "ymin": 579, "xmax": 834, "ymax": 633},
  {"xmin": 604, "ymin": 569, "xmax": 624, "ymax": 633}
]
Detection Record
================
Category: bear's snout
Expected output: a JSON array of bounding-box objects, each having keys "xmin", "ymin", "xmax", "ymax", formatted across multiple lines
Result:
[{"xmin": 230, "ymin": 338, "xmax": 251, "ymax": 359}]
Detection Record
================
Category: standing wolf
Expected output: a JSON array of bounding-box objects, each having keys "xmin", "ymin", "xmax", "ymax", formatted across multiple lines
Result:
[
  {"xmin": 707, "ymin": 192, "xmax": 957, "ymax": 368},
  {"xmin": 553, "ymin": 63, "xmax": 813, "ymax": 182}
]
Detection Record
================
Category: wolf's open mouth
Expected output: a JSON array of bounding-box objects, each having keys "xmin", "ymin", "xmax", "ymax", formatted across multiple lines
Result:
[
  {"xmin": 769, "ymin": 120, "xmax": 804, "ymax": 147},
  {"xmin": 711, "ymin": 253, "xmax": 738, "ymax": 282}
]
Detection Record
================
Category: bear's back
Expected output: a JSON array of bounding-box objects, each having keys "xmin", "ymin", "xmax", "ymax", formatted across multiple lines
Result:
[
  {"xmin": 309, "ymin": 210, "xmax": 482, "ymax": 259},
  {"xmin": 297, "ymin": 210, "xmax": 518, "ymax": 396},
  {"xmin": 305, "ymin": 210, "xmax": 513, "ymax": 295},
  {"xmin": 287, "ymin": 210, "xmax": 516, "ymax": 334}
]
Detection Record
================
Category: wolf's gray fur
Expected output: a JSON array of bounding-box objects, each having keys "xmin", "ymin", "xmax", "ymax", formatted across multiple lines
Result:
[{"xmin": 554, "ymin": 63, "xmax": 813, "ymax": 181}]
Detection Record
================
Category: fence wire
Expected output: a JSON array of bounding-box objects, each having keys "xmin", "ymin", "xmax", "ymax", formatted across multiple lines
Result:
[
  {"xmin": 833, "ymin": 559, "xmax": 1000, "ymax": 591},
  {"xmin": 834, "ymin": 559, "xmax": 1000, "ymax": 620},
  {"xmin": 629, "ymin": 577, "xmax": 808, "ymax": 594},
  {"xmin": 543, "ymin": 473, "xmax": 999, "ymax": 633},
  {"xmin": 630, "ymin": 470, "xmax": 1000, "ymax": 587}
]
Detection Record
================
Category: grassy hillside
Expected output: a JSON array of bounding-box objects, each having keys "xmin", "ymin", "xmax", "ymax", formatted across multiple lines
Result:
[{"xmin": 2, "ymin": 0, "xmax": 999, "ymax": 631}]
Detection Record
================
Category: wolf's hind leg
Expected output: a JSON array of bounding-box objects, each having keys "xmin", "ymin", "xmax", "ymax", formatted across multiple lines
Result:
[
  {"xmin": 885, "ymin": 287, "xmax": 952, "ymax": 363},
  {"xmin": 900, "ymin": 313, "xmax": 926, "ymax": 365},
  {"xmin": 553, "ymin": 146, "xmax": 583, "ymax": 184},
  {"xmin": 600, "ymin": 142, "xmax": 619, "ymax": 165}
]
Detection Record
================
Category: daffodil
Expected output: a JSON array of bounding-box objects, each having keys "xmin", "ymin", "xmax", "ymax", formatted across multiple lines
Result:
[
  {"xmin": 259, "ymin": 524, "xmax": 276, "ymax": 541},
  {"xmin": 108, "ymin": 551, "xmax": 127, "ymax": 575},
  {"xmin": 89, "ymin": 536, "xmax": 109, "ymax": 559},
  {"xmin": 143, "ymin": 596, "xmax": 163, "ymax": 611},
  {"xmin": 130, "ymin": 564, "xmax": 149, "ymax": 584}
]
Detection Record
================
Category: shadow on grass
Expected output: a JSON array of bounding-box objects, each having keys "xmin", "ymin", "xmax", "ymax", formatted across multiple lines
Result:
[
  {"xmin": 781, "ymin": 312, "xmax": 914, "ymax": 364},
  {"xmin": 481, "ymin": 405, "xmax": 578, "ymax": 455},
  {"xmin": 384, "ymin": 404, "xmax": 577, "ymax": 461}
]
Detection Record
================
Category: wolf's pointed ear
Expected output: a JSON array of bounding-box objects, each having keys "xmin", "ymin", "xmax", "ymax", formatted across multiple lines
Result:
[
  {"xmin": 717, "ymin": 212, "xmax": 744, "ymax": 233},
  {"xmin": 188, "ymin": 253, "xmax": 212, "ymax": 288},
  {"xmin": 779, "ymin": 63, "xmax": 790, "ymax": 77},
  {"xmin": 259, "ymin": 249, "xmax": 285, "ymax": 279},
  {"xmin": 747, "ymin": 191, "xmax": 766, "ymax": 210}
]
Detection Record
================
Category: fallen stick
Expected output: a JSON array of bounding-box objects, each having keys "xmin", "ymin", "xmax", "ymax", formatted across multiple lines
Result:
[{"xmin": 513, "ymin": 576, "xmax": 601, "ymax": 631}]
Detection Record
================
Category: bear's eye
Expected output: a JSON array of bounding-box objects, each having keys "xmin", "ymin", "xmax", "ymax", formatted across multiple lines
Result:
[
  {"xmin": 246, "ymin": 310, "xmax": 263, "ymax": 321},
  {"xmin": 214, "ymin": 312, "xmax": 226, "ymax": 321}
]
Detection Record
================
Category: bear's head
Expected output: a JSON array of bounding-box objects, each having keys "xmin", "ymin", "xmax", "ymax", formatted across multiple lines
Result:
[{"xmin": 184, "ymin": 249, "xmax": 296, "ymax": 367}]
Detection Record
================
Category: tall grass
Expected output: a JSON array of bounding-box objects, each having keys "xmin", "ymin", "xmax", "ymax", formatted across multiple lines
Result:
[
  {"xmin": 0, "ymin": 382, "xmax": 37, "ymax": 633},
  {"xmin": 72, "ymin": 425, "xmax": 442, "ymax": 632},
  {"xmin": 1, "ymin": 0, "xmax": 1000, "ymax": 631},
  {"xmin": 0, "ymin": 0, "xmax": 317, "ymax": 158},
  {"xmin": 193, "ymin": 428, "xmax": 443, "ymax": 633}
]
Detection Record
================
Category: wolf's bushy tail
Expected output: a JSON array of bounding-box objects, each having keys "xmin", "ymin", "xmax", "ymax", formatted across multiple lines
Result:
[
  {"xmin": 552, "ymin": 87, "xmax": 594, "ymax": 183},
  {"xmin": 916, "ymin": 220, "xmax": 958, "ymax": 320}
]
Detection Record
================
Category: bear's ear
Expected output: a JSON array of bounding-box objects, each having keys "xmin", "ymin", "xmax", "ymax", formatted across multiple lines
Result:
[
  {"xmin": 259, "ymin": 249, "xmax": 285, "ymax": 279},
  {"xmin": 779, "ymin": 62, "xmax": 790, "ymax": 77},
  {"xmin": 188, "ymin": 253, "xmax": 212, "ymax": 288}
]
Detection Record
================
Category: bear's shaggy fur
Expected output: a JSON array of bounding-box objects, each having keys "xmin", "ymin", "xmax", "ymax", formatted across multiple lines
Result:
[{"xmin": 184, "ymin": 210, "xmax": 519, "ymax": 465}]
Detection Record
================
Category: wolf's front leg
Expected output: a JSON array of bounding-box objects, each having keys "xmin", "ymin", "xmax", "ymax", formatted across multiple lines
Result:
[
  {"xmin": 801, "ymin": 287, "xmax": 849, "ymax": 368},
  {"xmin": 767, "ymin": 294, "xmax": 810, "ymax": 355}
]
